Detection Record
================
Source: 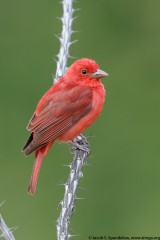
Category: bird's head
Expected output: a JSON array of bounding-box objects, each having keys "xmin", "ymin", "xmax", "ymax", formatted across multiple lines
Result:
[{"xmin": 65, "ymin": 58, "xmax": 109, "ymax": 87}]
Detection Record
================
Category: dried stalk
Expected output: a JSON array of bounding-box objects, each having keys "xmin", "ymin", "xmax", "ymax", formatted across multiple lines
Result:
[
  {"xmin": 54, "ymin": 1, "xmax": 91, "ymax": 239},
  {"xmin": 57, "ymin": 136, "xmax": 90, "ymax": 240},
  {"xmin": 0, "ymin": 208, "xmax": 16, "ymax": 240},
  {"xmin": 54, "ymin": 0, "xmax": 75, "ymax": 83}
]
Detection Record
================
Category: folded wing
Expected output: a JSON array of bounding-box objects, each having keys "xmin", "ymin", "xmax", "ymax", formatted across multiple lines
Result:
[{"xmin": 23, "ymin": 81, "xmax": 93, "ymax": 155}]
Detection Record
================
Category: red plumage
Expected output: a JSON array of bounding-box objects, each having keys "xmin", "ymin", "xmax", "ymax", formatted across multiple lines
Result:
[{"xmin": 23, "ymin": 58, "xmax": 109, "ymax": 194}]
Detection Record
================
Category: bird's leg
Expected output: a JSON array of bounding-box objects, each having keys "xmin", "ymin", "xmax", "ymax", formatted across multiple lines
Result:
[{"xmin": 70, "ymin": 135, "xmax": 91, "ymax": 156}]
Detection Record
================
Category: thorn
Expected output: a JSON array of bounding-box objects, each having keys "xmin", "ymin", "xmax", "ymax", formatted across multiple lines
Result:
[
  {"xmin": 57, "ymin": 200, "xmax": 63, "ymax": 210},
  {"xmin": 0, "ymin": 201, "xmax": 6, "ymax": 207},
  {"xmin": 85, "ymin": 163, "xmax": 92, "ymax": 167},
  {"xmin": 56, "ymin": 16, "xmax": 62, "ymax": 21},
  {"xmin": 69, "ymin": 39, "xmax": 78, "ymax": 46},
  {"xmin": 10, "ymin": 226, "xmax": 18, "ymax": 232},
  {"xmin": 72, "ymin": 16, "xmax": 78, "ymax": 21},
  {"xmin": 68, "ymin": 54, "xmax": 76, "ymax": 59},
  {"xmin": 71, "ymin": 30, "xmax": 79, "ymax": 34},
  {"xmin": 78, "ymin": 186, "xmax": 87, "ymax": 191},
  {"xmin": 68, "ymin": 233, "xmax": 80, "ymax": 239},
  {"xmin": 75, "ymin": 197, "xmax": 85, "ymax": 200},
  {"xmin": 62, "ymin": 164, "xmax": 71, "ymax": 168},
  {"xmin": 57, "ymin": 181, "xmax": 66, "ymax": 187},
  {"xmin": 53, "ymin": 57, "xmax": 57, "ymax": 65},
  {"xmin": 55, "ymin": 34, "xmax": 61, "ymax": 40}
]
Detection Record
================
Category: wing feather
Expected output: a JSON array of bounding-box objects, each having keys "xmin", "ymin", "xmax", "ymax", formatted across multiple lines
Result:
[{"xmin": 23, "ymin": 81, "xmax": 93, "ymax": 155}]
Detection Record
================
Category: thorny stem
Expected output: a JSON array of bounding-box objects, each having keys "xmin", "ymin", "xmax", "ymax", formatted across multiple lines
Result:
[
  {"xmin": 0, "ymin": 202, "xmax": 16, "ymax": 240},
  {"xmin": 54, "ymin": 0, "xmax": 75, "ymax": 83},
  {"xmin": 0, "ymin": 213, "xmax": 16, "ymax": 240},
  {"xmin": 57, "ymin": 136, "xmax": 90, "ymax": 240},
  {"xmin": 55, "ymin": 1, "xmax": 91, "ymax": 239}
]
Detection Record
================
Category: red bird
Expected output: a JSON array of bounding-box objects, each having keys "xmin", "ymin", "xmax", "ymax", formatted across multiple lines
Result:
[{"xmin": 23, "ymin": 58, "xmax": 109, "ymax": 194}]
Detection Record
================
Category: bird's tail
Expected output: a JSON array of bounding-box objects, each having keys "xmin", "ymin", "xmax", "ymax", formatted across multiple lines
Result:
[{"xmin": 28, "ymin": 142, "xmax": 53, "ymax": 195}]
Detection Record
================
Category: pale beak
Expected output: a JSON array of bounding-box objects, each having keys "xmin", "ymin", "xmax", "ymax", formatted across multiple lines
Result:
[{"xmin": 91, "ymin": 69, "xmax": 109, "ymax": 79}]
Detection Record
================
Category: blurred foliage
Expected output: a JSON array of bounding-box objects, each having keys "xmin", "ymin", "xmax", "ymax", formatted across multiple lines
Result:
[{"xmin": 0, "ymin": 0, "xmax": 160, "ymax": 239}]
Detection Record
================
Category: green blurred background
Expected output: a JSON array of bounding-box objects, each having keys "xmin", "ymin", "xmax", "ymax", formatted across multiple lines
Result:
[{"xmin": 0, "ymin": 0, "xmax": 160, "ymax": 239}]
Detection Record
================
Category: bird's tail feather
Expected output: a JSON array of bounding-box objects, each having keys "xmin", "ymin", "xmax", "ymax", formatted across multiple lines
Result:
[{"xmin": 28, "ymin": 142, "xmax": 53, "ymax": 195}]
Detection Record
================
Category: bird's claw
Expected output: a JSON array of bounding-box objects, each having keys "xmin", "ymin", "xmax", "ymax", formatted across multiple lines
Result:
[{"xmin": 70, "ymin": 135, "xmax": 91, "ymax": 156}]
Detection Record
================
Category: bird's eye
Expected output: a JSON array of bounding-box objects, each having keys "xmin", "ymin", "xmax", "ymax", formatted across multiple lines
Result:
[{"xmin": 81, "ymin": 69, "xmax": 87, "ymax": 75}]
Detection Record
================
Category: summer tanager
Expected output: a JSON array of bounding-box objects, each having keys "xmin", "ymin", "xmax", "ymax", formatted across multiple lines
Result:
[{"xmin": 23, "ymin": 58, "xmax": 109, "ymax": 194}]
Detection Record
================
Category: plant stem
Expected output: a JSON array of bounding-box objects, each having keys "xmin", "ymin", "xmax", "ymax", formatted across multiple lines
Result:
[{"xmin": 54, "ymin": 1, "xmax": 91, "ymax": 239}]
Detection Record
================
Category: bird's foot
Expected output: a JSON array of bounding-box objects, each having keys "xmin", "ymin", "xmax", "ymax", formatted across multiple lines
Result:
[{"xmin": 70, "ymin": 135, "xmax": 91, "ymax": 156}]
